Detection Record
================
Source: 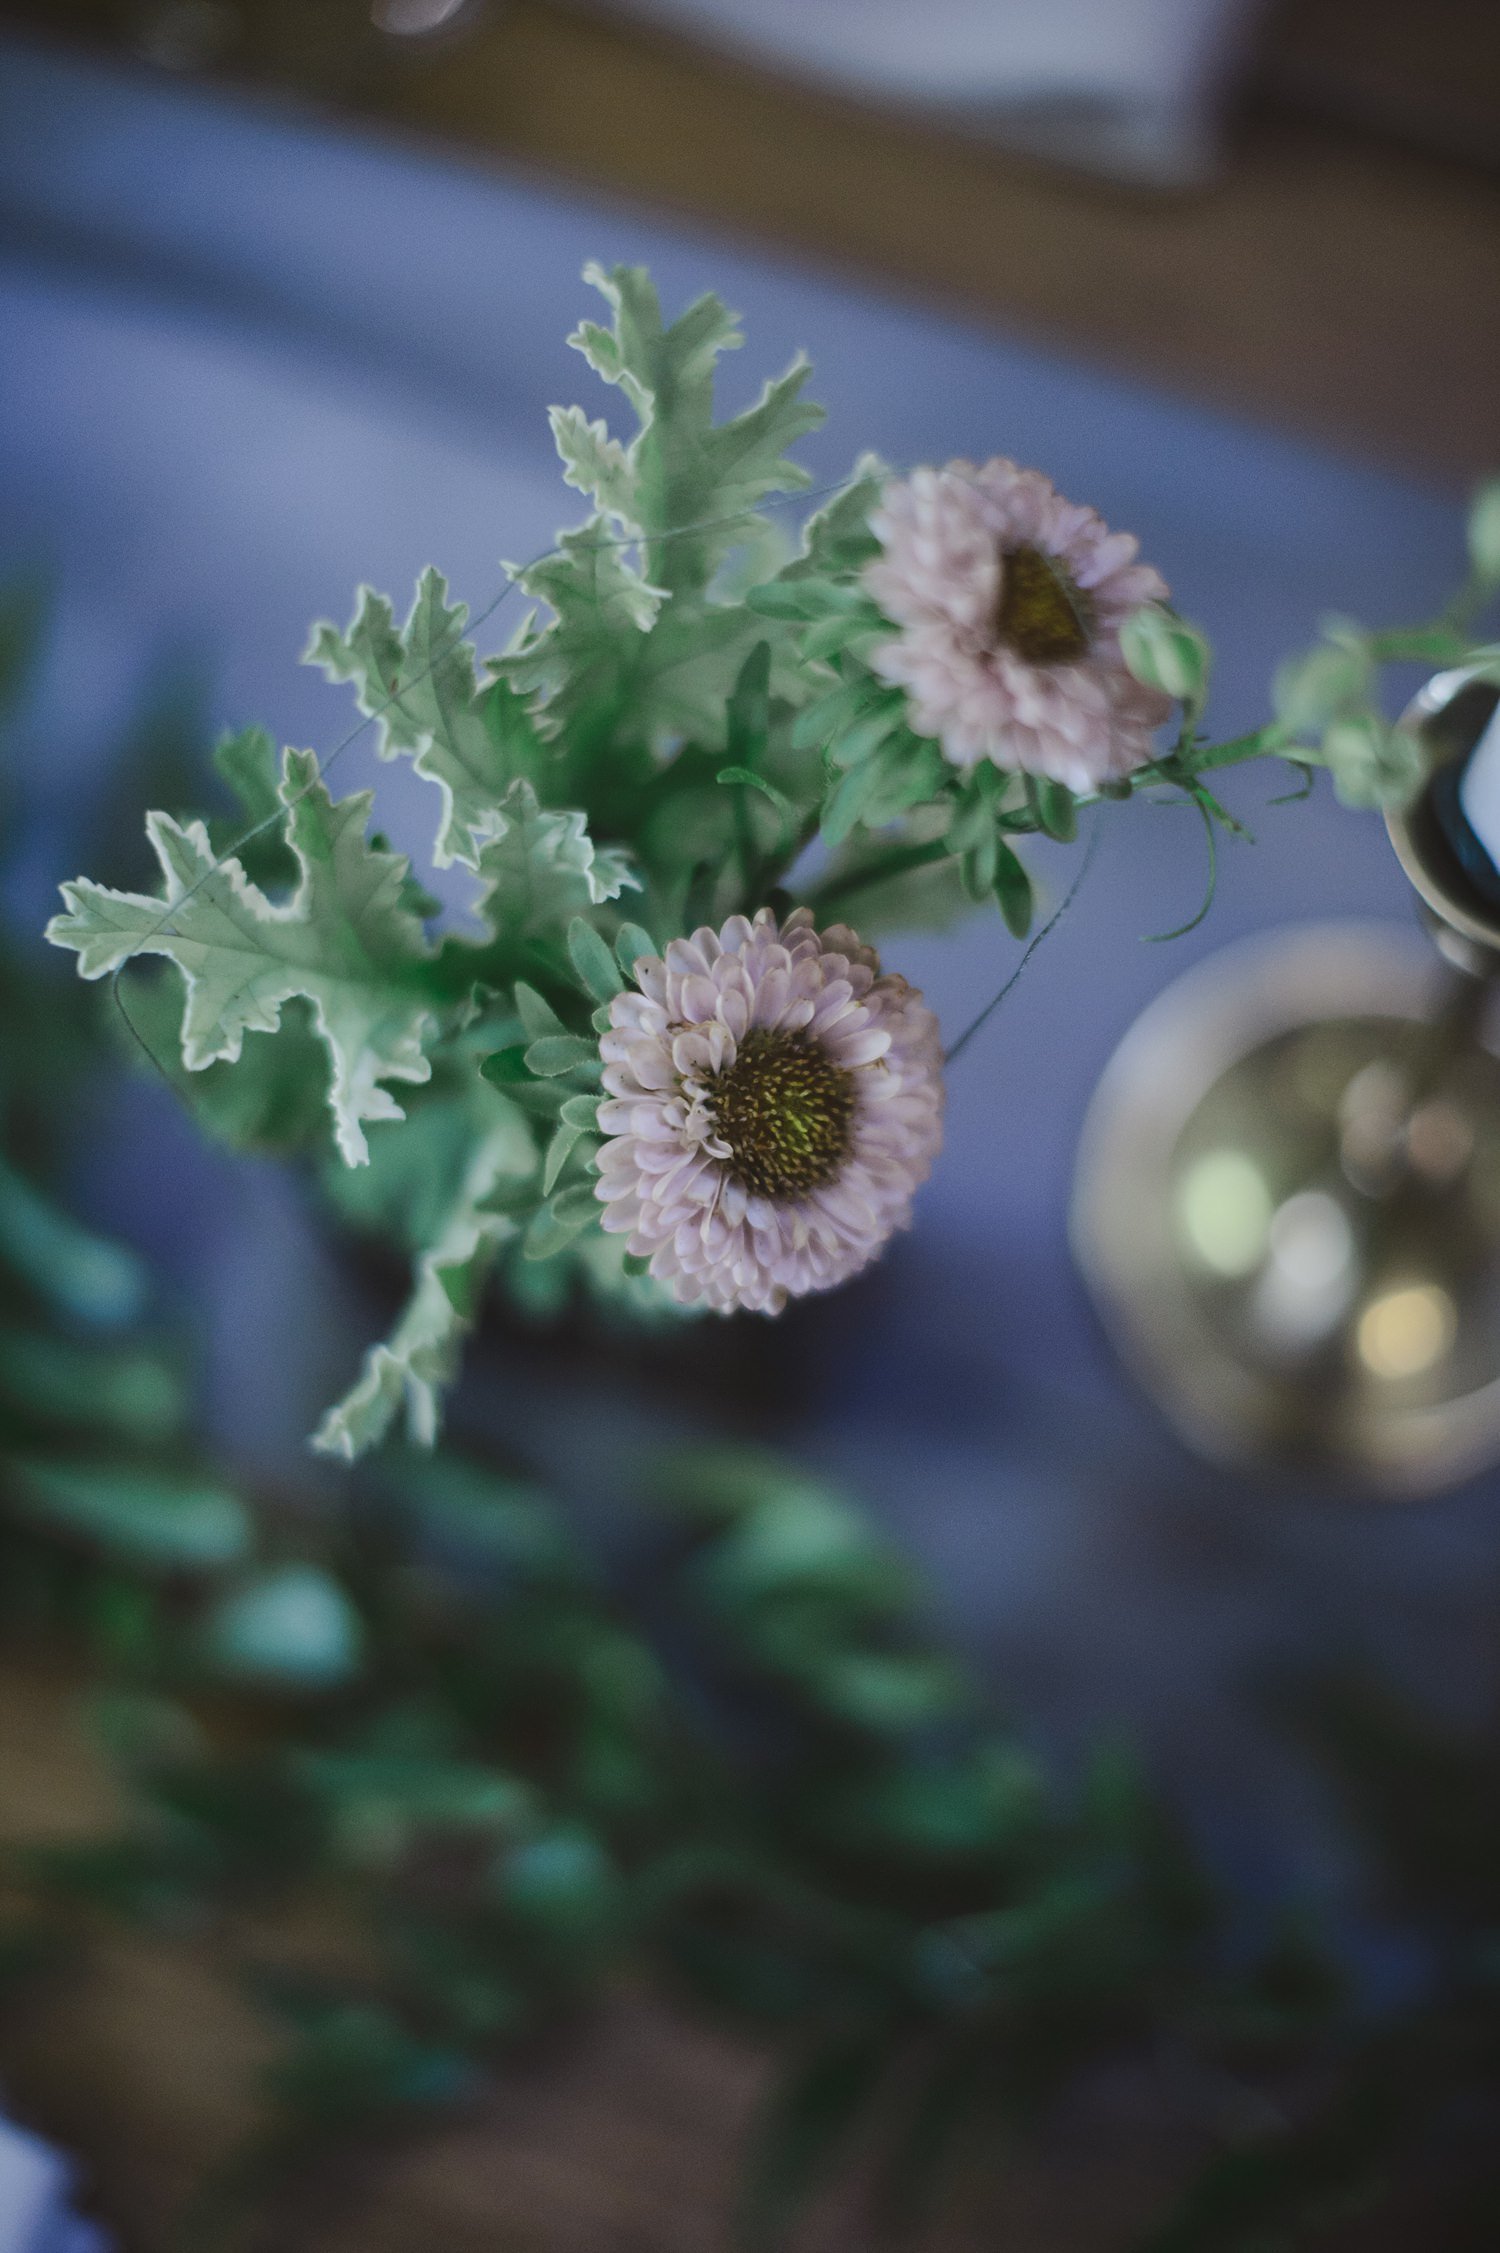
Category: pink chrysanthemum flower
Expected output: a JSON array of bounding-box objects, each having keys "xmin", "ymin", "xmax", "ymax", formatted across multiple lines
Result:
[
  {"xmin": 594, "ymin": 907, "xmax": 944, "ymax": 1314},
  {"xmin": 865, "ymin": 459, "xmax": 1174, "ymax": 791}
]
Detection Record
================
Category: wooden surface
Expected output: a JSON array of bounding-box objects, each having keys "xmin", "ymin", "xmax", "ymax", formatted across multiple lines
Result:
[
  {"xmin": 1256, "ymin": 0, "xmax": 1500, "ymax": 169},
  {"xmin": 2, "ymin": 0, "xmax": 1498, "ymax": 487},
  {"xmin": 0, "ymin": 1657, "xmax": 1201, "ymax": 2252}
]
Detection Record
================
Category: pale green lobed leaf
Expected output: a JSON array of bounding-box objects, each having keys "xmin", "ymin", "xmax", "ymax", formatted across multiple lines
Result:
[
  {"xmin": 313, "ymin": 1085, "xmax": 536, "ymax": 1460},
  {"xmin": 470, "ymin": 778, "xmax": 639, "ymax": 943},
  {"xmin": 549, "ymin": 405, "xmax": 639, "ymax": 524},
  {"xmin": 568, "ymin": 262, "xmax": 822, "ymax": 604},
  {"xmin": 497, "ymin": 524, "xmax": 664, "ymax": 743},
  {"xmin": 307, "ymin": 569, "xmax": 539, "ymax": 868},
  {"xmin": 783, "ymin": 452, "xmax": 887, "ymax": 583},
  {"xmin": 46, "ymin": 746, "xmax": 439, "ymax": 1167}
]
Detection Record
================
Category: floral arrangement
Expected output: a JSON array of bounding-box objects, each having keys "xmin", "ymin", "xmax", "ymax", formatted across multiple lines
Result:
[{"xmin": 43, "ymin": 265, "xmax": 1500, "ymax": 1464}]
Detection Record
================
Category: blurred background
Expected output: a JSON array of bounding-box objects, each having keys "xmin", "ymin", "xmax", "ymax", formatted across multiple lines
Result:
[{"xmin": 0, "ymin": 3, "xmax": 1498, "ymax": 2247}]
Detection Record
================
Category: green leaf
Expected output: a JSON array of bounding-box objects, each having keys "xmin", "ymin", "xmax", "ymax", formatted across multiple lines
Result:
[
  {"xmin": 306, "ymin": 569, "xmax": 540, "ymax": 869},
  {"xmin": 496, "ymin": 523, "xmax": 665, "ymax": 745},
  {"xmin": 749, "ymin": 458, "xmax": 886, "ymax": 624},
  {"xmin": 497, "ymin": 266, "xmax": 827, "ymax": 758},
  {"xmin": 549, "ymin": 1184, "xmax": 601, "ymax": 1227},
  {"xmin": 567, "ymin": 915, "xmax": 624, "ymax": 1002},
  {"xmin": 696, "ymin": 1488, "xmax": 907, "ymax": 1612},
  {"xmin": 9, "ymin": 1459, "xmax": 250, "ymax": 1573},
  {"xmin": 791, "ymin": 455, "xmax": 886, "ymax": 578},
  {"xmin": 313, "ymin": 1090, "xmax": 534, "ymax": 1458},
  {"xmin": 0, "ymin": 1155, "xmax": 147, "ymax": 1327},
  {"xmin": 210, "ymin": 723, "xmax": 300, "ymax": 892},
  {"xmin": 478, "ymin": 1044, "xmax": 531, "ymax": 1088},
  {"xmin": 549, "ymin": 404, "xmax": 638, "ymax": 523},
  {"xmin": 820, "ymin": 756, "xmax": 887, "ymax": 846},
  {"xmin": 726, "ymin": 637, "xmax": 772, "ymax": 759},
  {"xmin": 47, "ymin": 747, "xmax": 439, "ymax": 1167},
  {"xmin": 854, "ymin": 738, "xmax": 948, "ymax": 830},
  {"xmin": 819, "ymin": 738, "xmax": 936, "ymax": 847},
  {"xmin": 993, "ymin": 841, "xmax": 1034, "ymax": 936},
  {"xmin": 792, "ymin": 675, "xmax": 892, "ymax": 754},
  {"xmin": 945, "ymin": 766, "xmax": 1005, "ymax": 853},
  {"xmin": 812, "ymin": 1649, "xmax": 967, "ymax": 1734},
  {"xmin": 743, "ymin": 576, "xmax": 854, "ymax": 622},
  {"xmin": 1026, "ymin": 775, "xmax": 1077, "ymax": 842},
  {"xmin": 614, "ymin": 922, "xmax": 656, "ymax": 974},
  {"xmin": 470, "ymin": 780, "xmax": 639, "ymax": 948},
  {"xmin": 0, "ymin": 1328, "xmax": 184, "ymax": 1443},
  {"xmin": 201, "ymin": 1565, "xmax": 363, "ymax": 1690},
  {"xmin": 821, "ymin": 701, "xmax": 905, "ymax": 774},
  {"xmin": 524, "ymin": 1035, "xmax": 597, "ymax": 1077},
  {"xmin": 541, "ymin": 1119, "xmax": 583, "ymax": 1194},
  {"xmin": 522, "ymin": 1200, "xmax": 594, "ymax": 1261},
  {"xmin": 567, "ymin": 261, "xmax": 822, "ymax": 604},
  {"xmin": 514, "ymin": 981, "xmax": 566, "ymax": 1039},
  {"xmin": 797, "ymin": 606, "xmax": 888, "ymax": 664},
  {"xmin": 373, "ymin": 1447, "xmax": 581, "ymax": 1583},
  {"xmin": 212, "ymin": 721, "xmax": 282, "ymax": 828}
]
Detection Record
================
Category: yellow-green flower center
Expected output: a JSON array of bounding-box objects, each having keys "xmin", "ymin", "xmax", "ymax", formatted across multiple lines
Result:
[
  {"xmin": 994, "ymin": 543, "xmax": 1093, "ymax": 664},
  {"xmin": 710, "ymin": 1032, "xmax": 856, "ymax": 1199}
]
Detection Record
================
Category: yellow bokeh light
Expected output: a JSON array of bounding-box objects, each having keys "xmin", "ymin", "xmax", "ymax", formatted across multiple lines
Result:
[{"xmin": 1356, "ymin": 1283, "xmax": 1456, "ymax": 1382}]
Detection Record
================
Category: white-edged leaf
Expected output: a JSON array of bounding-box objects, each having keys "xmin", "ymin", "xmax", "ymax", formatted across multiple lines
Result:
[
  {"xmin": 313, "ymin": 1090, "xmax": 534, "ymax": 1460},
  {"xmin": 549, "ymin": 405, "xmax": 639, "ymax": 524},
  {"xmin": 471, "ymin": 779, "xmax": 639, "ymax": 942},
  {"xmin": 496, "ymin": 524, "xmax": 664, "ymax": 743},
  {"xmin": 53, "ymin": 753, "xmax": 436, "ymax": 1163},
  {"xmin": 47, "ymin": 747, "xmax": 438, "ymax": 1167},
  {"xmin": 306, "ymin": 569, "xmax": 539, "ymax": 869},
  {"xmin": 569, "ymin": 263, "xmax": 822, "ymax": 603}
]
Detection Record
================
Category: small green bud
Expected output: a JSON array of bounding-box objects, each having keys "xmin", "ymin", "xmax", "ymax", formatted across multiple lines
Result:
[
  {"xmin": 1321, "ymin": 713, "xmax": 1425, "ymax": 812},
  {"xmin": 1467, "ymin": 478, "xmax": 1500, "ymax": 586},
  {"xmin": 1119, "ymin": 605, "xmax": 1210, "ymax": 706}
]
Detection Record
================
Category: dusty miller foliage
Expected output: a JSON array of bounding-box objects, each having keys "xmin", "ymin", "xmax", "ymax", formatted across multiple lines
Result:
[{"xmin": 44, "ymin": 264, "xmax": 1500, "ymax": 1462}]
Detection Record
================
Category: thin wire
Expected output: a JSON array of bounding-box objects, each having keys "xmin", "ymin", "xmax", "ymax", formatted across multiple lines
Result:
[{"xmin": 943, "ymin": 814, "xmax": 1103, "ymax": 1068}]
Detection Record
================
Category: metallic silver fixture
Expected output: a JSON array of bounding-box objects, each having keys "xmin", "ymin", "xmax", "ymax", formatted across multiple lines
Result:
[{"xmin": 1073, "ymin": 666, "xmax": 1500, "ymax": 1496}]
